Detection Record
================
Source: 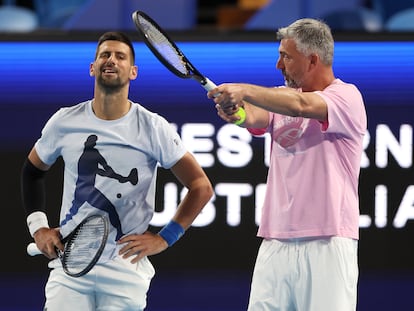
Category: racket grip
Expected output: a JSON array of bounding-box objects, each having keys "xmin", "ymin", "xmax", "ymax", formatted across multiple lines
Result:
[
  {"xmin": 27, "ymin": 242, "xmax": 42, "ymax": 256},
  {"xmin": 201, "ymin": 77, "xmax": 217, "ymax": 92},
  {"xmin": 202, "ymin": 77, "xmax": 246, "ymax": 125}
]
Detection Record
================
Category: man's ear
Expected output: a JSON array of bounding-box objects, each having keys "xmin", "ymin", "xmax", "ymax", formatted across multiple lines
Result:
[
  {"xmin": 310, "ymin": 53, "xmax": 319, "ymax": 66},
  {"xmin": 89, "ymin": 62, "xmax": 95, "ymax": 77},
  {"xmin": 130, "ymin": 65, "xmax": 138, "ymax": 80},
  {"xmin": 308, "ymin": 53, "xmax": 319, "ymax": 71}
]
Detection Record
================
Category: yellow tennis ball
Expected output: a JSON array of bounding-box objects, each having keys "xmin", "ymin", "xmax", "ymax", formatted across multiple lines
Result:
[{"xmin": 234, "ymin": 107, "xmax": 246, "ymax": 125}]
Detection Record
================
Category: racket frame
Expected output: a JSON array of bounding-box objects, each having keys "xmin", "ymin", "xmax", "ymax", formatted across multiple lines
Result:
[
  {"xmin": 132, "ymin": 10, "xmax": 210, "ymax": 86},
  {"xmin": 131, "ymin": 10, "xmax": 246, "ymax": 124},
  {"xmin": 27, "ymin": 214, "xmax": 109, "ymax": 278},
  {"xmin": 60, "ymin": 214, "xmax": 109, "ymax": 277}
]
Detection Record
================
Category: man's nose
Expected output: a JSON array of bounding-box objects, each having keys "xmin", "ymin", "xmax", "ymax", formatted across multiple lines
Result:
[
  {"xmin": 276, "ymin": 57, "xmax": 283, "ymax": 69},
  {"xmin": 107, "ymin": 53, "xmax": 116, "ymax": 63}
]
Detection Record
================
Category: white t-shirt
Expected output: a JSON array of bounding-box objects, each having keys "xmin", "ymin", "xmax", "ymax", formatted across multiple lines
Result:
[
  {"xmin": 256, "ymin": 79, "xmax": 367, "ymax": 240},
  {"xmin": 35, "ymin": 100, "xmax": 187, "ymax": 261}
]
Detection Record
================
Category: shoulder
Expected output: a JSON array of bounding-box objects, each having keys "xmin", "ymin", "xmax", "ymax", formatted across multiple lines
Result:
[
  {"xmin": 52, "ymin": 100, "xmax": 90, "ymax": 119},
  {"xmin": 315, "ymin": 79, "xmax": 364, "ymax": 109},
  {"xmin": 318, "ymin": 79, "xmax": 367, "ymax": 133},
  {"xmin": 131, "ymin": 101, "xmax": 172, "ymax": 127},
  {"xmin": 43, "ymin": 101, "xmax": 90, "ymax": 129},
  {"xmin": 322, "ymin": 79, "xmax": 362, "ymax": 98}
]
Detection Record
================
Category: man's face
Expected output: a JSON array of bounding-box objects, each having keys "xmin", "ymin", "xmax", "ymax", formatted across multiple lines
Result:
[
  {"xmin": 90, "ymin": 40, "xmax": 137, "ymax": 91},
  {"xmin": 276, "ymin": 38, "xmax": 310, "ymax": 89}
]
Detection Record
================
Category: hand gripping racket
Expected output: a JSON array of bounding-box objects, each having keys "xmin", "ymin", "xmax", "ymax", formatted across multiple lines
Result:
[
  {"xmin": 132, "ymin": 10, "xmax": 246, "ymax": 125},
  {"xmin": 27, "ymin": 214, "xmax": 109, "ymax": 277}
]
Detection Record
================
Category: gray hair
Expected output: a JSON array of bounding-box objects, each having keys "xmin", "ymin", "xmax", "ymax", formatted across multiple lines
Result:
[{"xmin": 277, "ymin": 18, "xmax": 334, "ymax": 66}]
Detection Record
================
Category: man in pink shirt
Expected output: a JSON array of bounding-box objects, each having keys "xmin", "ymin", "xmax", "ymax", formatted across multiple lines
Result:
[{"xmin": 208, "ymin": 18, "xmax": 366, "ymax": 311}]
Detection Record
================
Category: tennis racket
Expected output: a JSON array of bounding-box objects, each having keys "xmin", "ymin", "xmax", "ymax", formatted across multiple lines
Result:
[
  {"xmin": 132, "ymin": 10, "xmax": 246, "ymax": 125},
  {"xmin": 27, "ymin": 214, "xmax": 109, "ymax": 277}
]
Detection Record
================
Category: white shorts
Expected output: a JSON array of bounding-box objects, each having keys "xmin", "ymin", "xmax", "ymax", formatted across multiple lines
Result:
[
  {"xmin": 248, "ymin": 237, "xmax": 358, "ymax": 311},
  {"xmin": 44, "ymin": 256, "xmax": 155, "ymax": 311}
]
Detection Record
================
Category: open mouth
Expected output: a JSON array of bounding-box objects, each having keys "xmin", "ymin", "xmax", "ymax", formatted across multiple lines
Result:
[{"xmin": 103, "ymin": 69, "xmax": 116, "ymax": 74}]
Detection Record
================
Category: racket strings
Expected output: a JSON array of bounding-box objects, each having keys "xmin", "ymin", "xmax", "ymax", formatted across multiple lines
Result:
[
  {"xmin": 138, "ymin": 16, "xmax": 188, "ymax": 75},
  {"xmin": 63, "ymin": 218, "xmax": 107, "ymax": 274}
]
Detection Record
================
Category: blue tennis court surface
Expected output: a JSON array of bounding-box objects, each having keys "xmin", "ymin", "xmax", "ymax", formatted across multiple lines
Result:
[
  {"xmin": 0, "ymin": 270, "xmax": 251, "ymax": 311},
  {"xmin": 1, "ymin": 271, "xmax": 414, "ymax": 310}
]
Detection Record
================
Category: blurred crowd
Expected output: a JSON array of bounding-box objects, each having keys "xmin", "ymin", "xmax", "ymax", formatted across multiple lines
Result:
[{"xmin": 0, "ymin": 0, "xmax": 413, "ymax": 32}]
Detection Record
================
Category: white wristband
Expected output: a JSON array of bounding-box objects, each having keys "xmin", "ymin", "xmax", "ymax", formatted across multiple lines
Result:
[{"xmin": 27, "ymin": 211, "xmax": 49, "ymax": 237}]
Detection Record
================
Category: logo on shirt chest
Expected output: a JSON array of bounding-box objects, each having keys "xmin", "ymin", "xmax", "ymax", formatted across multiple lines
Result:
[{"xmin": 272, "ymin": 116, "xmax": 309, "ymax": 148}]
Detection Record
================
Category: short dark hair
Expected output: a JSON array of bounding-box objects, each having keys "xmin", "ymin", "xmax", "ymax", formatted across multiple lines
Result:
[{"xmin": 95, "ymin": 31, "xmax": 135, "ymax": 63}]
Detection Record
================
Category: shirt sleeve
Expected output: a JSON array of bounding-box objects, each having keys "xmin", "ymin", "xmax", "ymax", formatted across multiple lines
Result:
[
  {"xmin": 315, "ymin": 82, "xmax": 366, "ymax": 138},
  {"xmin": 34, "ymin": 109, "xmax": 64, "ymax": 166},
  {"xmin": 247, "ymin": 111, "xmax": 274, "ymax": 136},
  {"xmin": 150, "ymin": 114, "xmax": 187, "ymax": 169}
]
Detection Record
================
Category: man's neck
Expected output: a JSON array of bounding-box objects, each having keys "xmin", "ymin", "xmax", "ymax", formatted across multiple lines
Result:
[{"xmin": 92, "ymin": 93, "xmax": 131, "ymax": 120}]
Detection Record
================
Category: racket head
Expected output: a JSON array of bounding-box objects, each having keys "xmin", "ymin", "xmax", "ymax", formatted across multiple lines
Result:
[
  {"xmin": 61, "ymin": 214, "xmax": 109, "ymax": 277},
  {"xmin": 132, "ymin": 10, "xmax": 204, "ymax": 83}
]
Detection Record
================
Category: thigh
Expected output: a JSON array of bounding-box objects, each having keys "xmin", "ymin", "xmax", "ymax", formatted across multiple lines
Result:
[
  {"xmin": 96, "ymin": 256, "xmax": 155, "ymax": 311},
  {"xmin": 296, "ymin": 237, "xmax": 359, "ymax": 311},
  {"xmin": 248, "ymin": 239, "xmax": 296, "ymax": 311},
  {"xmin": 44, "ymin": 267, "xmax": 95, "ymax": 311}
]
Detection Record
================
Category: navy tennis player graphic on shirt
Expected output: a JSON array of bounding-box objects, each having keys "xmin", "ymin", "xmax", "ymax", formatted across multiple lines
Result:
[{"xmin": 61, "ymin": 134, "xmax": 138, "ymax": 240}]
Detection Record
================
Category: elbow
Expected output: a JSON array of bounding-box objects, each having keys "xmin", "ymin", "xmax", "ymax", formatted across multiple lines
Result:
[
  {"xmin": 198, "ymin": 179, "xmax": 214, "ymax": 207},
  {"xmin": 203, "ymin": 181, "xmax": 214, "ymax": 203},
  {"xmin": 188, "ymin": 177, "xmax": 214, "ymax": 207}
]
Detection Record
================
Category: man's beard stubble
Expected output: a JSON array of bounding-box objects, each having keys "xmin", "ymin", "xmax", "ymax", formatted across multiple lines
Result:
[{"xmin": 96, "ymin": 75, "xmax": 127, "ymax": 94}]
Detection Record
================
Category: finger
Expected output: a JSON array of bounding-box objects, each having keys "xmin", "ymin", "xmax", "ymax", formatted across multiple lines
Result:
[
  {"xmin": 117, "ymin": 234, "xmax": 139, "ymax": 245},
  {"xmin": 224, "ymin": 109, "xmax": 237, "ymax": 116},
  {"xmin": 130, "ymin": 252, "xmax": 145, "ymax": 264},
  {"xmin": 122, "ymin": 248, "xmax": 138, "ymax": 258},
  {"xmin": 44, "ymin": 246, "xmax": 58, "ymax": 259},
  {"xmin": 55, "ymin": 241, "xmax": 64, "ymax": 252},
  {"xmin": 215, "ymin": 104, "xmax": 224, "ymax": 114},
  {"xmin": 207, "ymin": 89, "xmax": 219, "ymax": 99},
  {"xmin": 217, "ymin": 112, "xmax": 233, "ymax": 123},
  {"xmin": 117, "ymin": 236, "xmax": 130, "ymax": 244},
  {"xmin": 119, "ymin": 241, "xmax": 139, "ymax": 255},
  {"xmin": 120, "ymin": 245, "xmax": 138, "ymax": 258}
]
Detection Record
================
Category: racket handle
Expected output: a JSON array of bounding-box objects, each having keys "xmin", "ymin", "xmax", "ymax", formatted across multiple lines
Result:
[
  {"xmin": 27, "ymin": 242, "xmax": 42, "ymax": 256},
  {"xmin": 202, "ymin": 77, "xmax": 246, "ymax": 125},
  {"xmin": 201, "ymin": 77, "xmax": 217, "ymax": 92}
]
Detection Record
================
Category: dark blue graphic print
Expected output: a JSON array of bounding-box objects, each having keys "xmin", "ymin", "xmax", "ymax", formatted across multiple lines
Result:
[{"xmin": 61, "ymin": 135, "xmax": 138, "ymax": 240}]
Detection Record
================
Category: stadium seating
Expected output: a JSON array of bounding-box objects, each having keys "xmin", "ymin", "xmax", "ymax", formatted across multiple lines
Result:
[{"xmin": 0, "ymin": 4, "xmax": 38, "ymax": 32}]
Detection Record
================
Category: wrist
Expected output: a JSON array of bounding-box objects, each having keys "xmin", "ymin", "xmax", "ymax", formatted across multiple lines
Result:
[
  {"xmin": 158, "ymin": 220, "xmax": 185, "ymax": 247},
  {"xmin": 27, "ymin": 211, "xmax": 49, "ymax": 237}
]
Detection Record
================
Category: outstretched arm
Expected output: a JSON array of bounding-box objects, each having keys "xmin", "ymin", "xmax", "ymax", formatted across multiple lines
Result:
[{"xmin": 208, "ymin": 83, "xmax": 328, "ymax": 125}]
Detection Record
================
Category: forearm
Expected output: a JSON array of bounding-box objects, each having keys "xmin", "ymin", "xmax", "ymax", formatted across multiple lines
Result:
[
  {"xmin": 172, "ymin": 178, "xmax": 213, "ymax": 229},
  {"xmin": 243, "ymin": 84, "xmax": 328, "ymax": 121},
  {"xmin": 243, "ymin": 84, "xmax": 303, "ymax": 116},
  {"xmin": 21, "ymin": 158, "xmax": 49, "ymax": 236},
  {"xmin": 158, "ymin": 176, "xmax": 213, "ymax": 247}
]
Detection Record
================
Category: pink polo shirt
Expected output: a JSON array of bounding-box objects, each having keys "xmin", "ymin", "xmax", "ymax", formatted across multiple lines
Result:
[{"xmin": 253, "ymin": 79, "xmax": 366, "ymax": 240}]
